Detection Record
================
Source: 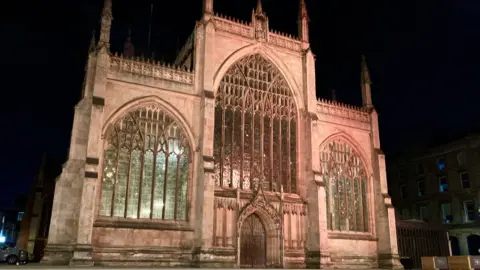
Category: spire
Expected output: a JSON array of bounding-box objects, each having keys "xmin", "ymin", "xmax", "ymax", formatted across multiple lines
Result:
[
  {"xmin": 123, "ymin": 28, "xmax": 135, "ymax": 58},
  {"xmin": 98, "ymin": 0, "xmax": 113, "ymax": 52},
  {"xmin": 89, "ymin": 30, "xmax": 96, "ymax": 53},
  {"xmin": 256, "ymin": 0, "xmax": 263, "ymax": 14},
  {"xmin": 361, "ymin": 55, "xmax": 373, "ymax": 108},
  {"xmin": 298, "ymin": 0, "xmax": 309, "ymax": 43},
  {"xmin": 203, "ymin": 0, "xmax": 213, "ymax": 15}
]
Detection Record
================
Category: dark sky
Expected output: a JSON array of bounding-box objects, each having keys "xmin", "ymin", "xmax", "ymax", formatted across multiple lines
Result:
[{"xmin": 1, "ymin": 0, "xmax": 479, "ymax": 207}]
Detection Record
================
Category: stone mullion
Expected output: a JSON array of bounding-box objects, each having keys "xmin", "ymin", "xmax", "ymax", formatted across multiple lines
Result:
[
  {"xmin": 351, "ymin": 175, "xmax": 357, "ymax": 231},
  {"xmin": 161, "ymin": 144, "xmax": 170, "ymax": 219},
  {"xmin": 260, "ymin": 103, "xmax": 265, "ymax": 187},
  {"xmin": 277, "ymin": 116, "xmax": 282, "ymax": 191},
  {"xmin": 359, "ymin": 176, "xmax": 365, "ymax": 232},
  {"xmin": 287, "ymin": 115, "xmax": 292, "ymax": 193},
  {"xmin": 110, "ymin": 132, "xmax": 119, "ymax": 217},
  {"xmin": 124, "ymin": 145, "xmax": 133, "ymax": 219},
  {"xmin": 149, "ymin": 116, "xmax": 159, "ymax": 220},
  {"xmin": 174, "ymin": 151, "xmax": 181, "ymax": 220},
  {"xmin": 229, "ymin": 105, "xmax": 235, "ymax": 186},
  {"xmin": 269, "ymin": 113, "xmax": 274, "ymax": 190},
  {"xmin": 220, "ymin": 95, "xmax": 226, "ymax": 187},
  {"xmin": 250, "ymin": 106, "xmax": 254, "ymax": 187},
  {"xmin": 344, "ymin": 172, "xmax": 349, "ymax": 231},
  {"xmin": 240, "ymin": 87, "xmax": 245, "ymax": 190}
]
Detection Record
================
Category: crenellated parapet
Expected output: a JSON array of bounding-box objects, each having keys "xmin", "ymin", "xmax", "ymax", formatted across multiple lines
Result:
[
  {"xmin": 211, "ymin": 13, "xmax": 302, "ymax": 53},
  {"xmin": 109, "ymin": 53, "xmax": 194, "ymax": 85},
  {"xmin": 316, "ymin": 98, "xmax": 370, "ymax": 123}
]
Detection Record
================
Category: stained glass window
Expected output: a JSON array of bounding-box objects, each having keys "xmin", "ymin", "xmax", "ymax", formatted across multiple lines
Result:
[
  {"xmin": 100, "ymin": 105, "xmax": 190, "ymax": 221},
  {"xmin": 320, "ymin": 141, "xmax": 369, "ymax": 232},
  {"xmin": 214, "ymin": 54, "xmax": 297, "ymax": 193}
]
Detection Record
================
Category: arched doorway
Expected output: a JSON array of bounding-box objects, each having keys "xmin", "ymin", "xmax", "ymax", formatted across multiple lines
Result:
[
  {"xmin": 240, "ymin": 213, "xmax": 267, "ymax": 268},
  {"xmin": 467, "ymin": 234, "xmax": 480, "ymax": 255},
  {"xmin": 449, "ymin": 236, "xmax": 460, "ymax": 255}
]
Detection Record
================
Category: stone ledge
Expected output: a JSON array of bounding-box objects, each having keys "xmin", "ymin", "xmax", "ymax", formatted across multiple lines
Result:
[
  {"xmin": 328, "ymin": 231, "xmax": 378, "ymax": 241},
  {"xmin": 93, "ymin": 218, "xmax": 194, "ymax": 231}
]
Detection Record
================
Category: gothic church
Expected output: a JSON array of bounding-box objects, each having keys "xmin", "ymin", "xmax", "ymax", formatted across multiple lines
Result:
[{"xmin": 42, "ymin": 0, "xmax": 402, "ymax": 268}]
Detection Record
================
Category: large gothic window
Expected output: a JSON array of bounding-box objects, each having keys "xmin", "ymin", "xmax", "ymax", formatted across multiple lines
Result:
[
  {"xmin": 320, "ymin": 141, "xmax": 369, "ymax": 232},
  {"xmin": 99, "ymin": 105, "xmax": 190, "ymax": 221},
  {"xmin": 214, "ymin": 54, "xmax": 297, "ymax": 193}
]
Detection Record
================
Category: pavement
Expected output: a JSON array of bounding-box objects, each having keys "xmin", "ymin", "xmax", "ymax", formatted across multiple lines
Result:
[{"xmin": 0, "ymin": 263, "xmax": 416, "ymax": 270}]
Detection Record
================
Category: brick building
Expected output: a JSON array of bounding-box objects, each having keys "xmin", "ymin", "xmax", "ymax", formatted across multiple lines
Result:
[
  {"xmin": 387, "ymin": 134, "xmax": 480, "ymax": 256},
  {"xmin": 42, "ymin": 0, "xmax": 401, "ymax": 268}
]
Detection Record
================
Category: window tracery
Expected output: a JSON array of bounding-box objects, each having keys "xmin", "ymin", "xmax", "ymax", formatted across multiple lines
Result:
[
  {"xmin": 214, "ymin": 54, "xmax": 297, "ymax": 193},
  {"xmin": 320, "ymin": 141, "xmax": 369, "ymax": 232},
  {"xmin": 100, "ymin": 105, "xmax": 190, "ymax": 221}
]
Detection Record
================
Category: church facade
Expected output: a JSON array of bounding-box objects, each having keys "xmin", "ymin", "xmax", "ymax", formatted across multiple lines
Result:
[{"xmin": 42, "ymin": 0, "xmax": 402, "ymax": 268}]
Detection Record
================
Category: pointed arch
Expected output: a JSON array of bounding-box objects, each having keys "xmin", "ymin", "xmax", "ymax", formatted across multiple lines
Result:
[
  {"xmin": 213, "ymin": 51, "xmax": 298, "ymax": 193},
  {"xmin": 318, "ymin": 131, "xmax": 373, "ymax": 233},
  {"xmin": 102, "ymin": 95, "xmax": 197, "ymax": 151},
  {"xmin": 99, "ymin": 96, "xmax": 196, "ymax": 221},
  {"xmin": 318, "ymin": 131, "xmax": 373, "ymax": 175},
  {"xmin": 213, "ymin": 43, "xmax": 304, "ymax": 112}
]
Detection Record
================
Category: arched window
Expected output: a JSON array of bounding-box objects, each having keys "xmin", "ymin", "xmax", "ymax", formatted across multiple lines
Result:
[
  {"xmin": 100, "ymin": 105, "xmax": 190, "ymax": 221},
  {"xmin": 214, "ymin": 54, "xmax": 297, "ymax": 193},
  {"xmin": 320, "ymin": 141, "xmax": 369, "ymax": 232}
]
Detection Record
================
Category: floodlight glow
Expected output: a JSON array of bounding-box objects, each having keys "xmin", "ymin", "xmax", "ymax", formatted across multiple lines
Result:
[{"xmin": 0, "ymin": 236, "xmax": 5, "ymax": 243}]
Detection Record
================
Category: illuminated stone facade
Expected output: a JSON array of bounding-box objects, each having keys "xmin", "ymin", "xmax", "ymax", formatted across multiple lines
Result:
[{"xmin": 42, "ymin": 0, "xmax": 402, "ymax": 268}]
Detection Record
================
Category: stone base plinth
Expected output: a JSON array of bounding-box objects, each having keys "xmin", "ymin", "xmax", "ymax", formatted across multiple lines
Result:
[
  {"xmin": 378, "ymin": 254, "xmax": 403, "ymax": 270},
  {"xmin": 328, "ymin": 254, "xmax": 378, "ymax": 269},
  {"xmin": 191, "ymin": 247, "xmax": 236, "ymax": 268},
  {"xmin": 69, "ymin": 245, "xmax": 94, "ymax": 267},
  {"xmin": 40, "ymin": 244, "xmax": 74, "ymax": 265},
  {"xmin": 93, "ymin": 246, "xmax": 191, "ymax": 267}
]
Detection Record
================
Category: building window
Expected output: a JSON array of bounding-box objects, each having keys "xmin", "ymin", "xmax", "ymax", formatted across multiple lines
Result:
[
  {"xmin": 417, "ymin": 179, "xmax": 426, "ymax": 196},
  {"xmin": 400, "ymin": 184, "xmax": 408, "ymax": 199},
  {"xmin": 214, "ymin": 54, "xmax": 297, "ymax": 193},
  {"xmin": 439, "ymin": 176, "xmax": 448, "ymax": 192},
  {"xmin": 320, "ymin": 141, "xmax": 369, "ymax": 233},
  {"xmin": 464, "ymin": 201, "xmax": 476, "ymax": 222},
  {"xmin": 460, "ymin": 172, "xmax": 470, "ymax": 189},
  {"xmin": 16, "ymin": 212, "xmax": 24, "ymax": 222},
  {"xmin": 402, "ymin": 209, "xmax": 410, "ymax": 220},
  {"xmin": 419, "ymin": 205, "xmax": 429, "ymax": 221},
  {"xmin": 416, "ymin": 163, "xmax": 424, "ymax": 174},
  {"xmin": 437, "ymin": 158, "xmax": 445, "ymax": 171},
  {"xmin": 100, "ymin": 105, "xmax": 191, "ymax": 221},
  {"xmin": 440, "ymin": 203, "xmax": 453, "ymax": 224},
  {"xmin": 457, "ymin": 151, "xmax": 466, "ymax": 167}
]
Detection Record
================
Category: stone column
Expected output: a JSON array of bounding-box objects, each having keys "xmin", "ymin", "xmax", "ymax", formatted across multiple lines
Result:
[
  {"xmin": 42, "ymin": 89, "xmax": 94, "ymax": 264},
  {"xmin": 458, "ymin": 234, "xmax": 469, "ymax": 255},
  {"xmin": 192, "ymin": 17, "xmax": 219, "ymax": 267},
  {"xmin": 69, "ymin": 47, "xmax": 109, "ymax": 266},
  {"xmin": 370, "ymin": 110, "xmax": 402, "ymax": 270}
]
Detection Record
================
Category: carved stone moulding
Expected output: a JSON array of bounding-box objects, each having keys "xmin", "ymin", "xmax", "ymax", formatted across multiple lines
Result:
[
  {"xmin": 109, "ymin": 56, "xmax": 194, "ymax": 85},
  {"xmin": 316, "ymin": 100, "xmax": 370, "ymax": 123}
]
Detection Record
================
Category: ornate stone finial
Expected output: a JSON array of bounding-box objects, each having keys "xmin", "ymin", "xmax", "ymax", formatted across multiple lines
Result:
[
  {"xmin": 361, "ymin": 55, "xmax": 371, "ymax": 85},
  {"xmin": 123, "ymin": 28, "xmax": 135, "ymax": 58},
  {"xmin": 331, "ymin": 88, "xmax": 337, "ymax": 101},
  {"xmin": 98, "ymin": 0, "xmax": 113, "ymax": 52},
  {"xmin": 361, "ymin": 55, "xmax": 373, "ymax": 108},
  {"xmin": 203, "ymin": 0, "xmax": 213, "ymax": 15},
  {"xmin": 256, "ymin": 0, "xmax": 263, "ymax": 14},
  {"xmin": 89, "ymin": 30, "xmax": 96, "ymax": 53},
  {"xmin": 298, "ymin": 0, "xmax": 309, "ymax": 43}
]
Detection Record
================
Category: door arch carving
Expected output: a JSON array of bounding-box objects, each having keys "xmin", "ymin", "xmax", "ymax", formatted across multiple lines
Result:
[{"xmin": 237, "ymin": 184, "xmax": 282, "ymax": 267}]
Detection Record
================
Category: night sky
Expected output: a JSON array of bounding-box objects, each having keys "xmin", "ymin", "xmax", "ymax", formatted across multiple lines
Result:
[{"xmin": 1, "ymin": 0, "xmax": 479, "ymax": 208}]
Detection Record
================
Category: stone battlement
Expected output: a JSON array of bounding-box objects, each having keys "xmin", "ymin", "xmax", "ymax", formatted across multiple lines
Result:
[{"xmin": 109, "ymin": 54, "xmax": 194, "ymax": 85}]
